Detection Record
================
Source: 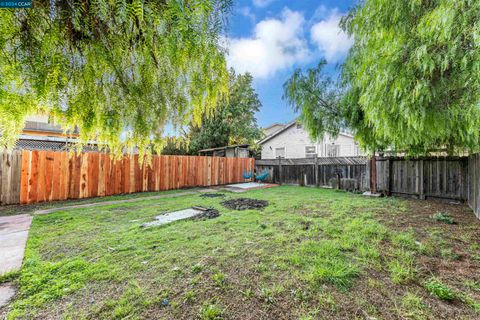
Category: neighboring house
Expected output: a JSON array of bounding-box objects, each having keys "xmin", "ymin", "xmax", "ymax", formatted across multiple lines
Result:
[
  {"xmin": 258, "ymin": 120, "xmax": 363, "ymax": 159},
  {"xmin": 14, "ymin": 114, "xmax": 96, "ymax": 151},
  {"xmin": 198, "ymin": 144, "xmax": 252, "ymax": 158},
  {"xmin": 263, "ymin": 123, "xmax": 285, "ymax": 137}
]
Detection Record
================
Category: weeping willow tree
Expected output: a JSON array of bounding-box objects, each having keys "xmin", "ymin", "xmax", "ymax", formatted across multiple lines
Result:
[
  {"xmin": 0, "ymin": 0, "xmax": 231, "ymax": 158},
  {"xmin": 285, "ymin": 0, "xmax": 480, "ymax": 155},
  {"xmin": 342, "ymin": 0, "xmax": 480, "ymax": 155},
  {"xmin": 283, "ymin": 60, "xmax": 344, "ymax": 141}
]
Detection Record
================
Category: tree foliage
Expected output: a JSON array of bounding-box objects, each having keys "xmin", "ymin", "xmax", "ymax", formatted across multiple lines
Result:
[
  {"xmin": 342, "ymin": 0, "xmax": 480, "ymax": 154},
  {"xmin": 283, "ymin": 60, "xmax": 344, "ymax": 140},
  {"xmin": 186, "ymin": 70, "xmax": 262, "ymax": 154},
  {"xmin": 0, "ymin": 0, "xmax": 231, "ymax": 157},
  {"xmin": 285, "ymin": 0, "xmax": 480, "ymax": 155}
]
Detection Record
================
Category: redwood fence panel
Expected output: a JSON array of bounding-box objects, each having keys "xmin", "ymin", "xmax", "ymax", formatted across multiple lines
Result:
[{"xmin": 0, "ymin": 151, "xmax": 254, "ymax": 205}]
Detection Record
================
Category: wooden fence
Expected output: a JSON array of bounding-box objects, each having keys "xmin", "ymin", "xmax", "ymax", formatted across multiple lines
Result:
[
  {"xmin": 467, "ymin": 154, "xmax": 480, "ymax": 219},
  {"xmin": 255, "ymin": 157, "xmax": 369, "ymax": 190},
  {"xmin": 0, "ymin": 150, "xmax": 254, "ymax": 205},
  {"xmin": 374, "ymin": 157, "xmax": 468, "ymax": 201}
]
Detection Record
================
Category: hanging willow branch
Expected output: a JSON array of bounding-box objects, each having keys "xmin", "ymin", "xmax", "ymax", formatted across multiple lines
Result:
[{"xmin": 0, "ymin": 0, "xmax": 231, "ymax": 159}]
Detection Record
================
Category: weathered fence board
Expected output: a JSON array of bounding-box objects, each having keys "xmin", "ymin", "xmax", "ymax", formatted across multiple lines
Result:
[
  {"xmin": 255, "ymin": 157, "xmax": 369, "ymax": 190},
  {"xmin": 468, "ymin": 154, "xmax": 480, "ymax": 219},
  {"xmin": 375, "ymin": 157, "xmax": 468, "ymax": 200},
  {"xmin": 0, "ymin": 150, "xmax": 22, "ymax": 205},
  {"xmin": 0, "ymin": 151, "xmax": 253, "ymax": 205}
]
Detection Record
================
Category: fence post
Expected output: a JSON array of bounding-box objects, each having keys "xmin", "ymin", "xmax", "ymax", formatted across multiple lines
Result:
[
  {"xmin": 278, "ymin": 156, "xmax": 282, "ymax": 185},
  {"xmin": 314, "ymin": 154, "xmax": 319, "ymax": 187},
  {"xmin": 419, "ymin": 159, "xmax": 425, "ymax": 200},
  {"xmin": 386, "ymin": 158, "xmax": 392, "ymax": 196},
  {"xmin": 370, "ymin": 155, "xmax": 377, "ymax": 193}
]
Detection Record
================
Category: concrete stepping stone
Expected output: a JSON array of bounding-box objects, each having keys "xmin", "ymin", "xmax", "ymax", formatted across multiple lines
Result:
[
  {"xmin": 0, "ymin": 284, "xmax": 15, "ymax": 308},
  {"xmin": 141, "ymin": 208, "xmax": 205, "ymax": 228},
  {"xmin": 0, "ymin": 214, "xmax": 32, "ymax": 275},
  {"xmin": 0, "ymin": 214, "xmax": 32, "ymax": 308}
]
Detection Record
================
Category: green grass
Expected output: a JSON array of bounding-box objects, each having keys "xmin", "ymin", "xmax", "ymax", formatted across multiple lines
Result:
[
  {"xmin": 425, "ymin": 278, "xmax": 455, "ymax": 301},
  {"xmin": 4, "ymin": 186, "xmax": 479, "ymax": 319}
]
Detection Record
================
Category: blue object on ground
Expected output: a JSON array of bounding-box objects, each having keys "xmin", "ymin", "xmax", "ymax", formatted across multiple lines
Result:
[
  {"xmin": 256, "ymin": 171, "xmax": 269, "ymax": 182},
  {"xmin": 242, "ymin": 171, "xmax": 253, "ymax": 180}
]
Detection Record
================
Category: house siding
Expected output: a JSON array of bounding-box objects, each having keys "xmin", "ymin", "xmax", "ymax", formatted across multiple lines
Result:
[{"xmin": 260, "ymin": 125, "xmax": 362, "ymax": 159}]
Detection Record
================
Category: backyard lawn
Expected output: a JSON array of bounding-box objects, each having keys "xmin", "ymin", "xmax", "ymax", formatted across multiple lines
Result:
[{"xmin": 1, "ymin": 186, "xmax": 479, "ymax": 319}]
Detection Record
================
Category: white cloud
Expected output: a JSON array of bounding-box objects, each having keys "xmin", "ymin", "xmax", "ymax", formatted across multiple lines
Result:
[
  {"xmin": 226, "ymin": 9, "xmax": 310, "ymax": 79},
  {"xmin": 252, "ymin": 0, "xmax": 275, "ymax": 8},
  {"xmin": 238, "ymin": 6, "xmax": 256, "ymax": 24},
  {"xmin": 310, "ymin": 10, "xmax": 353, "ymax": 62}
]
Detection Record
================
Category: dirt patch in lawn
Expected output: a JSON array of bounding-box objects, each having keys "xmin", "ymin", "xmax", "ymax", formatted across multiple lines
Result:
[
  {"xmin": 199, "ymin": 193, "xmax": 225, "ymax": 198},
  {"xmin": 376, "ymin": 198, "xmax": 480, "ymax": 315},
  {"xmin": 221, "ymin": 198, "xmax": 269, "ymax": 210},
  {"xmin": 191, "ymin": 207, "xmax": 220, "ymax": 220}
]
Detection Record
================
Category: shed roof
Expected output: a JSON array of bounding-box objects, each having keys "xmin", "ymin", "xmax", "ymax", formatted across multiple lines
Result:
[{"xmin": 198, "ymin": 144, "xmax": 250, "ymax": 153}]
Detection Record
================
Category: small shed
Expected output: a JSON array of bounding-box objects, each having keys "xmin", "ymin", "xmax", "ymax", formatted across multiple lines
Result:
[{"xmin": 198, "ymin": 144, "xmax": 251, "ymax": 158}]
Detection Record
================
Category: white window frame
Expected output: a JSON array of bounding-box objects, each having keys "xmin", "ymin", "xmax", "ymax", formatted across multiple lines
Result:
[
  {"xmin": 326, "ymin": 144, "xmax": 340, "ymax": 157},
  {"xmin": 305, "ymin": 145, "xmax": 317, "ymax": 158},
  {"xmin": 275, "ymin": 147, "xmax": 286, "ymax": 159}
]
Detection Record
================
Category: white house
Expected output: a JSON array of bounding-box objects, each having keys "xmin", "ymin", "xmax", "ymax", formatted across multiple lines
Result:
[{"xmin": 258, "ymin": 120, "xmax": 363, "ymax": 159}]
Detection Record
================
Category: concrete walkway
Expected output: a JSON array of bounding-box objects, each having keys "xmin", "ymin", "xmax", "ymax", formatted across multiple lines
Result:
[{"xmin": 0, "ymin": 214, "xmax": 33, "ymax": 308}]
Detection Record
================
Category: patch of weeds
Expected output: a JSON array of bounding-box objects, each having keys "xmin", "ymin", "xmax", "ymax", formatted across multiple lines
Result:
[
  {"xmin": 93, "ymin": 282, "xmax": 147, "ymax": 319},
  {"xmin": 312, "ymin": 257, "xmax": 359, "ymax": 289},
  {"xmin": 291, "ymin": 240, "xmax": 359, "ymax": 289},
  {"xmin": 254, "ymin": 262, "xmax": 269, "ymax": 273},
  {"xmin": 184, "ymin": 290, "xmax": 196, "ymax": 303},
  {"xmin": 317, "ymin": 292, "xmax": 337, "ymax": 312},
  {"xmin": 260, "ymin": 286, "xmax": 276, "ymax": 304},
  {"xmin": 212, "ymin": 271, "xmax": 226, "ymax": 288},
  {"xmin": 192, "ymin": 263, "xmax": 204, "ymax": 274},
  {"xmin": 458, "ymin": 294, "xmax": 480, "ymax": 313},
  {"xmin": 391, "ymin": 231, "xmax": 419, "ymax": 251},
  {"xmin": 422, "ymin": 229, "xmax": 447, "ymax": 257},
  {"xmin": 240, "ymin": 287, "xmax": 254, "ymax": 299},
  {"xmin": 469, "ymin": 243, "xmax": 480, "ymax": 262},
  {"xmin": 464, "ymin": 280, "xmax": 480, "ymax": 292},
  {"xmin": 355, "ymin": 296, "xmax": 378, "ymax": 316},
  {"xmin": 425, "ymin": 278, "xmax": 455, "ymax": 301},
  {"xmin": 298, "ymin": 308, "xmax": 320, "ymax": 320},
  {"xmin": 291, "ymin": 288, "xmax": 310, "ymax": 303},
  {"xmin": 388, "ymin": 249, "xmax": 417, "ymax": 284},
  {"xmin": 190, "ymin": 275, "xmax": 201, "ymax": 286},
  {"xmin": 440, "ymin": 248, "xmax": 460, "ymax": 260},
  {"xmin": 198, "ymin": 302, "xmax": 224, "ymax": 320},
  {"xmin": 8, "ymin": 256, "xmax": 115, "ymax": 318},
  {"xmin": 401, "ymin": 291, "xmax": 428, "ymax": 319},
  {"xmin": 0, "ymin": 269, "xmax": 20, "ymax": 284},
  {"xmin": 433, "ymin": 212, "xmax": 455, "ymax": 224},
  {"xmin": 298, "ymin": 315, "xmax": 314, "ymax": 320},
  {"xmin": 357, "ymin": 245, "xmax": 381, "ymax": 268}
]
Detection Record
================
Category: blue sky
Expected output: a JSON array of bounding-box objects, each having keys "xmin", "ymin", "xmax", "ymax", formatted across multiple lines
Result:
[{"xmin": 225, "ymin": 0, "xmax": 356, "ymax": 128}]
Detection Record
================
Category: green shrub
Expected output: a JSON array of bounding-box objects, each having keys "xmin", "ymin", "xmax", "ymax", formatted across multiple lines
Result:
[
  {"xmin": 433, "ymin": 212, "xmax": 455, "ymax": 224},
  {"xmin": 425, "ymin": 278, "xmax": 455, "ymax": 301}
]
